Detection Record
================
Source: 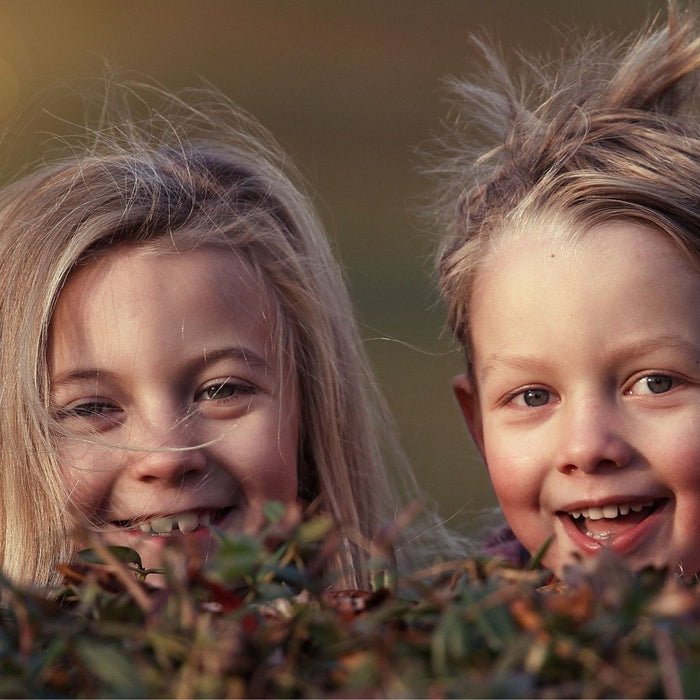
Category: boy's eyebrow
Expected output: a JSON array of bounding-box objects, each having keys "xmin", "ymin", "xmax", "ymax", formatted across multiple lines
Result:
[
  {"xmin": 478, "ymin": 355, "xmax": 550, "ymax": 382},
  {"xmin": 51, "ymin": 346, "xmax": 270, "ymax": 388},
  {"xmin": 478, "ymin": 336, "xmax": 700, "ymax": 383}
]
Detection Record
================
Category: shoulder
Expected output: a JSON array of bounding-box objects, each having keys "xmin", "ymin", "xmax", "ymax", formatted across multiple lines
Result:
[{"xmin": 480, "ymin": 524, "xmax": 531, "ymax": 568}]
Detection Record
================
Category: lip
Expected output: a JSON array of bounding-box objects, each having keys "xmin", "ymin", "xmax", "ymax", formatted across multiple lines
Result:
[
  {"xmin": 108, "ymin": 506, "xmax": 236, "ymax": 537},
  {"xmin": 556, "ymin": 497, "xmax": 669, "ymax": 555},
  {"xmin": 558, "ymin": 495, "xmax": 661, "ymax": 513},
  {"xmin": 93, "ymin": 506, "xmax": 243, "ymax": 574}
]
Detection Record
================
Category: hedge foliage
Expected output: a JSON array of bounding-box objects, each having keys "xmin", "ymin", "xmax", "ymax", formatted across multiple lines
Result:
[{"xmin": 1, "ymin": 504, "xmax": 699, "ymax": 698}]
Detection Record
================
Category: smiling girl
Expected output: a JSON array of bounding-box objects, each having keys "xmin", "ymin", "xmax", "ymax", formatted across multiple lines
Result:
[
  {"xmin": 434, "ymin": 5, "xmax": 700, "ymax": 577},
  {"xmin": 0, "ymin": 83, "xmax": 446, "ymax": 588}
]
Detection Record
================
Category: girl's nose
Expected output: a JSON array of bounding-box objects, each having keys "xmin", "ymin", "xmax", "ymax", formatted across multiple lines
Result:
[
  {"xmin": 126, "ymin": 412, "xmax": 208, "ymax": 484},
  {"xmin": 554, "ymin": 397, "xmax": 633, "ymax": 475}
]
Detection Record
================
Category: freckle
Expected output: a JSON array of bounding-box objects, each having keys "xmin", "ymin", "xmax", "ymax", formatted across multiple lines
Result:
[{"xmin": 550, "ymin": 253, "xmax": 556, "ymax": 258}]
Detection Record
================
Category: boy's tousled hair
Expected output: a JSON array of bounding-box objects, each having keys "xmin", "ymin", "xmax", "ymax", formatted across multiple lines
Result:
[
  {"xmin": 435, "ymin": 2, "xmax": 700, "ymax": 366},
  {"xmin": 0, "ymin": 82, "xmax": 429, "ymax": 588}
]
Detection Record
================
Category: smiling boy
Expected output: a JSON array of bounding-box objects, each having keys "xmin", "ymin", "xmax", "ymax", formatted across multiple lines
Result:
[{"xmin": 434, "ymin": 7, "xmax": 700, "ymax": 576}]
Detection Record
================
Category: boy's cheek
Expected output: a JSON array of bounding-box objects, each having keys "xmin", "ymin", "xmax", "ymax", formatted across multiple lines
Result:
[
  {"xmin": 487, "ymin": 452, "xmax": 547, "ymax": 524},
  {"xmin": 488, "ymin": 459, "xmax": 532, "ymax": 512}
]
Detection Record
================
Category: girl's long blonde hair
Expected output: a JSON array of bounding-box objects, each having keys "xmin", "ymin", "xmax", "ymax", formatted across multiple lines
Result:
[{"xmin": 0, "ymin": 82, "xmax": 434, "ymax": 588}]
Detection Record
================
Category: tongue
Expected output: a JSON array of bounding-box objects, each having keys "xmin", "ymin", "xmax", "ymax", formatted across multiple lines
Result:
[{"xmin": 582, "ymin": 509, "xmax": 652, "ymax": 539}]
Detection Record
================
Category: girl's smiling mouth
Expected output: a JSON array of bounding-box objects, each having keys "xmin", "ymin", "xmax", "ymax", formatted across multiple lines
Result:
[
  {"xmin": 109, "ymin": 506, "xmax": 235, "ymax": 537},
  {"xmin": 557, "ymin": 498, "xmax": 668, "ymax": 553}
]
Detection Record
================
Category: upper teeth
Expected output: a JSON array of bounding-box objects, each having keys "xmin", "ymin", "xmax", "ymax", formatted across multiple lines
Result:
[
  {"xmin": 138, "ymin": 511, "xmax": 212, "ymax": 535},
  {"xmin": 569, "ymin": 501, "xmax": 655, "ymax": 521}
]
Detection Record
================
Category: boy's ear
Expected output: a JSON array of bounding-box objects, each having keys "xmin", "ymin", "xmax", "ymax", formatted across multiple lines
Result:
[{"xmin": 453, "ymin": 374, "xmax": 485, "ymax": 458}]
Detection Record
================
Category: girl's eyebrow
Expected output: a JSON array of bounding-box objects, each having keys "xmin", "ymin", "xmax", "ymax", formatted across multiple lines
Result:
[
  {"xmin": 50, "ymin": 368, "xmax": 119, "ymax": 389},
  {"xmin": 200, "ymin": 346, "xmax": 269, "ymax": 371},
  {"xmin": 479, "ymin": 336, "xmax": 700, "ymax": 383},
  {"xmin": 51, "ymin": 346, "xmax": 270, "ymax": 388}
]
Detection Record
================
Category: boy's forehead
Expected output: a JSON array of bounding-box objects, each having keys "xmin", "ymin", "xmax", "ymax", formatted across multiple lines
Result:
[
  {"xmin": 472, "ymin": 220, "xmax": 579, "ymax": 302},
  {"xmin": 481, "ymin": 214, "xmax": 687, "ymax": 274},
  {"xmin": 491, "ymin": 209, "xmax": 583, "ymax": 252},
  {"xmin": 470, "ymin": 219, "xmax": 700, "ymax": 367}
]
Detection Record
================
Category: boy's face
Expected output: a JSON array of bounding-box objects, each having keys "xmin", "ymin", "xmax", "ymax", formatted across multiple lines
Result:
[
  {"xmin": 49, "ymin": 245, "xmax": 299, "ymax": 574},
  {"xmin": 455, "ymin": 220, "xmax": 700, "ymax": 577}
]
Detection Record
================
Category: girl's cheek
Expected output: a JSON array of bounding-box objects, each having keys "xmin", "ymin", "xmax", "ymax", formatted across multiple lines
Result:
[{"xmin": 58, "ymin": 443, "xmax": 113, "ymax": 505}]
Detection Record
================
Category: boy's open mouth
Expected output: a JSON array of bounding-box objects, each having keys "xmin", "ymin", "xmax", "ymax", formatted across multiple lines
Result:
[
  {"xmin": 110, "ymin": 507, "xmax": 234, "ymax": 536},
  {"xmin": 562, "ymin": 500, "xmax": 662, "ymax": 541}
]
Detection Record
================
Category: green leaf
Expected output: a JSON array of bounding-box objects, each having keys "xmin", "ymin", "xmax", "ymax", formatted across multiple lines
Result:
[
  {"xmin": 527, "ymin": 536, "xmax": 553, "ymax": 571},
  {"xmin": 210, "ymin": 533, "xmax": 265, "ymax": 580},
  {"xmin": 263, "ymin": 500, "xmax": 287, "ymax": 524},
  {"xmin": 298, "ymin": 515, "xmax": 334, "ymax": 543},
  {"xmin": 78, "ymin": 546, "xmax": 143, "ymax": 567},
  {"xmin": 75, "ymin": 640, "xmax": 146, "ymax": 696}
]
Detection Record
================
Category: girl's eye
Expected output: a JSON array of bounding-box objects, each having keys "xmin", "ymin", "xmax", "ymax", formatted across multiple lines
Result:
[
  {"xmin": 70, "ymin": 401, "xmax": 116, "ymax": 416},
  {"xmin": 629, "ymin": 374, "xmax": 677, "ymax": 396},
  {"xmin": 196, "ymin": 380, "xmax": 256, "ymax": 403},
  {"xmin": 510, "ymin": 388, "xmax": 551, "ymax": 407},
  {"xmin": 54, "ymin": 400, "xmax": 123, "ymax": 428}
]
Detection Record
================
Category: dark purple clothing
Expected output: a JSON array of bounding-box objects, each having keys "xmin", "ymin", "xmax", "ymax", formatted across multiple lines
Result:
[{"xmin": 481, "ymin": 524, "xmax": 531, "ymax": 568}]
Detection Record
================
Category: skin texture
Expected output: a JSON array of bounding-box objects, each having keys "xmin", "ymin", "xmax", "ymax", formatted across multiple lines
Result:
[
  {"xmin": 49, "ymin": 245, "xmax": 299, "ymax": 574},
  {"xmin": 454, "ymin": 220, "xmax": 700, "ymax": 577}
]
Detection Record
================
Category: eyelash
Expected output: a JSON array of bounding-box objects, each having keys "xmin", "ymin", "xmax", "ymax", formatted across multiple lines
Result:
[
  {"xmin": 55, "ymin": 379, "xmax": 257, "ymax": 423},
  {"xmin": 195, "ymin": 379, "xmax": 257, "ymax": 403},
  {"xmin": 503, "ymin": 372, "xmax": 683, "ymax": 409},
  {"xmin": 55, "ymin": 400, "xmax": 122, "ymax": 424},
  {"xmin": 505, "ymin": 387, "xmax": 553, "ymax": 409},
  {"xmin": 626, "ymin": 373, "xmax": 682, "ymax": 396}
]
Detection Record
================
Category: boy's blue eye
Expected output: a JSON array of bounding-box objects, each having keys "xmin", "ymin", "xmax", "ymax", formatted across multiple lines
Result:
[
  {"xmin": 522, "ymin": 388, "xmax": 550, "ymax": 407},
  {"xmin": 631, "ymin": 374, "xmax": 675, "ymax": 395},
  {"xmin": 645, "ymin": 375, "xmax": 673, "ymax": 394},
  {"xmin": 515, "ymin": 389, "xmax": 550, "ymax": 408},
  {"xmin": 509, "ymin": 388, "xmax": 550, "ymax": 407}
]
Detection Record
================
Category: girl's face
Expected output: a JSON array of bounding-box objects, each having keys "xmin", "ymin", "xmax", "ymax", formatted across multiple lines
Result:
[
  {"xmin": 455, "ymin": 220, "xmax": 700, "ymax": 577},
  {"xmin": 49, "ymin": 244, "xmax": 299, "ymax": 573}
]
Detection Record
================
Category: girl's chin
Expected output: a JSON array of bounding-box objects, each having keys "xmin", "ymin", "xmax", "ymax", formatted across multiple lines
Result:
[
  {"xmin": 83, "ymin": 506, "xmax": 245, "ymax": 571},
  {"xmin": 87, "ymin": 522, "xmax": 226, "ymax": 573},
  {"xmin": 111, "ymin": 527, "xmax": 222, "ymax": 574}
]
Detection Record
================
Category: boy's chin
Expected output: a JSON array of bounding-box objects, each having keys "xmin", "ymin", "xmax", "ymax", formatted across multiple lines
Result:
[{"xmin": 548, "ymin": 544, "xmax": 695, "ymax": 581}]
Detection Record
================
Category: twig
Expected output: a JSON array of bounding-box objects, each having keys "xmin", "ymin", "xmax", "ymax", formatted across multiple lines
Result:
[
  {"xmin": 654, "ymin": 625, "xmax": 685, "ymax": 699},
  {"xmin": 87, "ymin": 535, "xmax": 154, "ymax": 614}
]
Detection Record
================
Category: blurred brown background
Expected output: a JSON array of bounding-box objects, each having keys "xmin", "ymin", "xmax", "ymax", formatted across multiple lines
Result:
[{"xmin": 0, "ymin": 0, "xmax": 668, "ymax": 534}]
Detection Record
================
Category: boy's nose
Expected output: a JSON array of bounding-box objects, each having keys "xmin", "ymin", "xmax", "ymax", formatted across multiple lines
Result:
[{"xmin": 554, "ymin": 397, "xmax": 633, "ymax": 475}]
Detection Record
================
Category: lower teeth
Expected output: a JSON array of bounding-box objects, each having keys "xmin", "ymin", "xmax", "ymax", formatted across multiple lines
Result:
[{"xmin": 586, "ymin": 529, "xmax": 615, "ymax": 541}]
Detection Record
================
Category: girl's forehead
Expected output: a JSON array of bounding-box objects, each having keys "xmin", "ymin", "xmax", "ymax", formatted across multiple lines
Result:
[
  {"xmin": 48, "ymin": 242, "xmax": 292, "ymax": 381},
  {"xmin": 69, "ymin": 242, "xmax": 264, "ymax": 297},
  {"xmin": 53, "ymin": 244, "xmax": 279, "ymax": 345}
]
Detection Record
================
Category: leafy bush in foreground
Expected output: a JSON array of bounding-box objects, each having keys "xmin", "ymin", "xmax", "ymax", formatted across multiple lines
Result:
[{"xmin": 0, "ymin": 506, "xmax": 699, "ymax": 698}]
